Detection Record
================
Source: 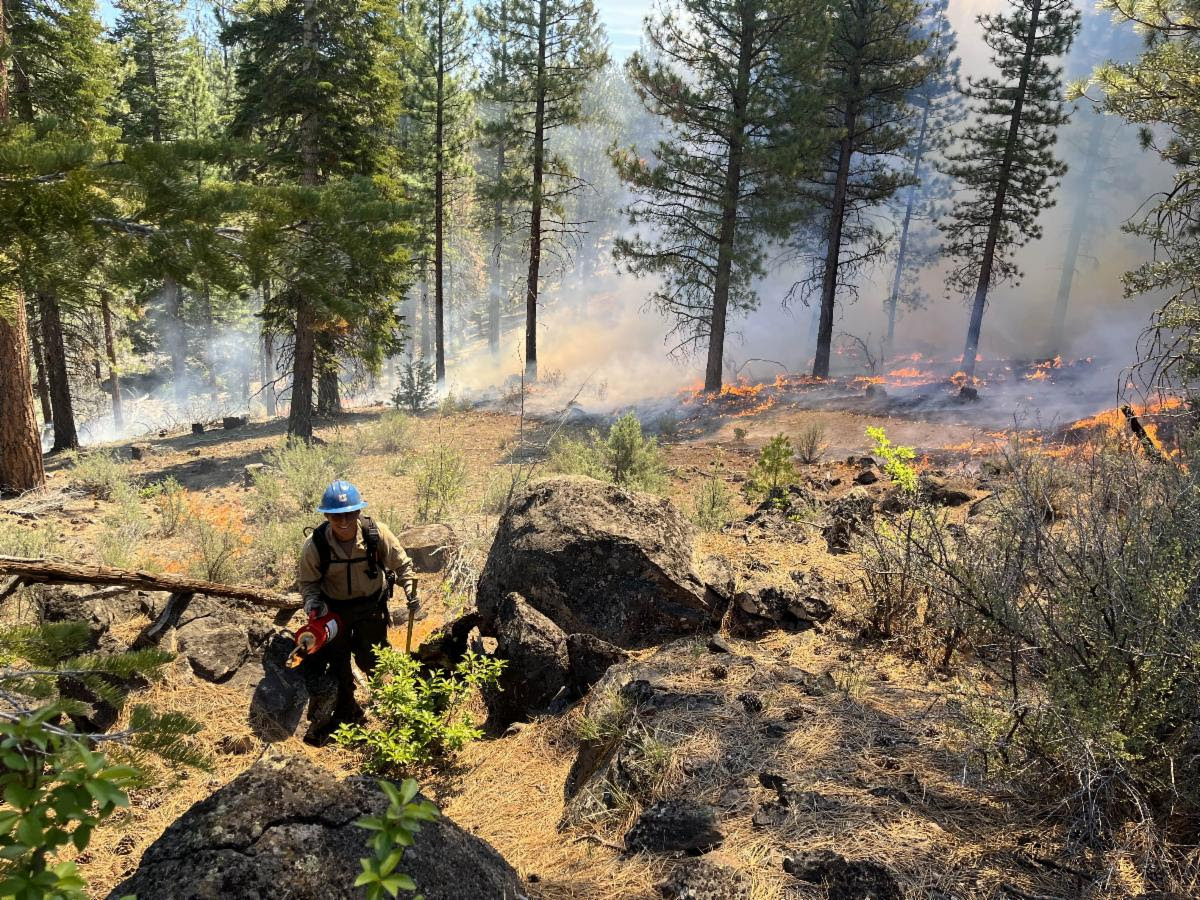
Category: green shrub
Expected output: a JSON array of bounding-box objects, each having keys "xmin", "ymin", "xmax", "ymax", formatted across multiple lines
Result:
[
  {"xmin": 95, "ymin": 490, "xmax": 153, "ymax": 569},
  {"xmin": 65, "ymin": 451, "xmax": 136, "ymax": 501},
  {"xmin": 151, "ymin": 476, "xmax": 188, "ymax": 537},
  {"xmin": 412, "ymin": 447, "xmax": 468, "ymax": 523},
  {"xmin": 0, "ymin": 521, "xmax": 59, "ymax": 558},
  {"xmin": 438, "ymin": 392, "xmax": 472, "ymax": 415},
  {"xmin": 254, "ymin": 438, "xmax": 356, "ymax": 520},
  {"xmin": 354, "ymin": 778, "xmax": 438, "ymax": 900},
  {"xmin": 356, "ymin": 411, "xmax": 415, "ymax": 456},
  {"xmin": 245, "ymin": 517, "xmax": 309, "ymax": 592},
  {"xmin": 796, "ymin": 421, "xmax": 828, "ymax": 464},
  {"xmin": 547, "ymin": 412, "xmax": 668, "ymax": 493},
  {"xmin": 867, "ymin": 425, "xmax": 917, "ymax": 494},
  {"xmin": 732, "ymin": 426, "xmax": 747, "ymax": 443},
  {"xmin": 744, "ymin": 434, "xmax": 797, "ymax": 501},
  {"xmin": 691, "ymin": 452, "xmax": 732, "ymax": 532},
  {"xmin": 335, "ymin": 647, "xmax": 503, "ymax": 772},
  {"xmin": 392, "ymin": 360, "xmax": 436, "ymax": 413}
]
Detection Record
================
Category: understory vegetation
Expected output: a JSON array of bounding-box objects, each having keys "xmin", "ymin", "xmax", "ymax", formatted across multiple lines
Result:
[
  {"xmin": 861, "ymin": 426, "xmax": 1200, "ymax": 870},
  {"xmin": 548, "ymin": 411, "xmax": 668, "ymax": 493}
]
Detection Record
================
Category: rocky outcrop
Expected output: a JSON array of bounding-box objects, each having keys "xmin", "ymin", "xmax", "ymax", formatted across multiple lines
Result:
[
  {"xmin": 823, "ymin": 488, "xmax": 875, "ymax": 553},
  {"xmin": 658, "ymin": 860, "xmax": 751, "ymax": 899},
  {"xmin": 783, "ymin": 850, "xmax": 902, "ymax": 900},
  {"xmin": 476, "ymin": 477, "xmax": 725, "ymax": 648},
  {"xmin": 110, "ymin": 754, "xmax": 526, "ymax": 900},
  {"xmin": 625, "ymin": 800, "xmax": 723, "ymax": 854},
  {"xmin": 395, "ymin": 523, "xmax": 458, "ymax": 574},
  {"xmin": 726, "ymin": 583, "xmax": 833, "ymax": 638},
  {"xmin": 484, "ymin": 593, "xmax": 571, "ymax": 726}
]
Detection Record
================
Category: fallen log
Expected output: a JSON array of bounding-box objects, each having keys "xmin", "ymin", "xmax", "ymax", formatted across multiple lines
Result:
[{"xmin": 0, "ymin": 557, "xmax": 301, "ymax": 610}]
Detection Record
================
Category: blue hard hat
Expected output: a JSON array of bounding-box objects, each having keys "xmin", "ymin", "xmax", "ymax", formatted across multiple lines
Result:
[{"xmin": 317, "ymin": 480, "xmax": 367, "ymax": 514}]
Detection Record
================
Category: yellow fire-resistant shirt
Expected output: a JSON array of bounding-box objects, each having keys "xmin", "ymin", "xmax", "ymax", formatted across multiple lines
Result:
[{"xmin": 298, "ymin": 518, "xmax": 414, "ymax": 607}]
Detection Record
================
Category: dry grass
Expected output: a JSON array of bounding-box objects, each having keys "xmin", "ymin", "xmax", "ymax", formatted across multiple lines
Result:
[{"xmin": 0, "ymin": 404, "xmax": 1162, "ymax": 899}]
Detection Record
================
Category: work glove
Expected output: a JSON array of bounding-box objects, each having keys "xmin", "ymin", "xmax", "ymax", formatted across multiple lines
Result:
[{"xmin": 304, "ymin": 596, "xmax": 329, "ymax": 619}]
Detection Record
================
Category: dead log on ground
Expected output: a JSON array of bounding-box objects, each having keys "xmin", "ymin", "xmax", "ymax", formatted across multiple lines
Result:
[{"xmin": 0, "ymin": 557, "xmax": 300, "ymax": 610}]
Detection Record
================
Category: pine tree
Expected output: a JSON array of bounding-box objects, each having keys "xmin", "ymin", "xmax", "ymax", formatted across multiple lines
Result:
[
  {"xmin": 613, "ymin": 0, "xmax": 828, "ymax": 392},
  {"xmin": 807, "ymin": 0, "xmax": 929, "ymax": 380},
  {"xmin": 940, "ymin": 0, "xmax": 1078, "ymax": 381},
  {"xmin": 481, "ymin": 0, "xmax": 607, "ymax": 380},
  {"xmin": 882, "ymin": 0, "xmax": 961, "ymax": 358},
  {"xmin": 111, "ymin": 0, "xmax": 188, "ymax": 144},
  {"xmin": 222, "ymin": 0, "xmax": 410, "ymax": 440},
  {"xmin": 403, "ymin": 0, "xmax": 474, "ymax": 386}
]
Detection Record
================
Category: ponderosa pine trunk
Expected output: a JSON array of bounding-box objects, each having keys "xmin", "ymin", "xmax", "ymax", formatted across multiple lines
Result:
[
  {"xmin": 27, "ymin": 309, "xmax": 52, "ymax": 424},
  {"xmin": 703, "ymin": 4, "xmax": 755, "ymax": 393},
  {"xmin": 0, "ymin": 0, "xmax": 45, "ymax": 493},
  {"xmin": 288, "ymin": 0, "xmax": 320, "ymax": 442},
  {"xmin": 260, "ymin": 281, "xmax": 278, "ymax": 417},
  {"xmin": 884, "ymin": 94, "xmax": 932, "ymax": 359},
  {"xmin": 489, "ymin": 144, "xmax": 505, "ymax": 355},
  {"xmin": 434, "ymin": 3, "xmax": 447, "ymax": 386},
  {"xmin": 961, "ymin": 0, "xmax": 1041, "ymax": 380},
  {"xmin": 316, "ymin": 332, "xmax": 340, "ymax": 416},
  {"xmin": 523, "ymin": 0, "xmax": 547, "ymax": 382},
  {"xmin": 162, "ymin": 276, "xmax": 187, "ymax": 407},
  {"xmin": 813, "ymin": 107, "xmax": 858, "ymax": 380},
  {"xmin": 100, "ymin": 290, "xmax": 124, "ymax": 431},
  {"xmin": 38, "ymin": 288, "xmax": 78, "ymax": 452},
  {"xmin": 1047, "ymin": 111, "xmax": 1103, "ymax": 358}
]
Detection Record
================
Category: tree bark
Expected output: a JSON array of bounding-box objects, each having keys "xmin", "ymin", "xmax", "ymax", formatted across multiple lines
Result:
[
  {"xmin": 420, "ymin": 276, "xmax": 432, "ymax": 359},
  {"xmin": 704, "ymin": 4, "xmax": 755, "ymax": 393},
  {"xmin": 884, "ymin": 89, "xmax": 933, "ymax": 360},
  {"xmin": 523, "ymin": 0, "xmax": 548, "ymax": 382},
  {"xmin": 1047, "ymin": 112, "xmax": 1103, "ymax": 358},
  {"xmin": 162, "ymin": 276, "xmax": 187, "ymax": 407},
  {"xmin": 200, "ymin": 284, "xmax": 218, "ymax": 398},
  {"xmin": 38, "ymin": 288, "xmax": 78, "ymax": 452},
  {"xmin": 961, "ymin": 0, "xmax": 1041, "ymax": 380},
  {"xmin": 261, "ymin": 289, "xmax": 278, "ymax": 418},
  {"xmin": 100, "ymin": 290, "xmax": 124, "ymax": 431},
  {"xmin": 490, "ymin": 141, "xmax": 506, "ymax": 355},
  {"xmin": 288, "ymin": 303, "xmax": 316, "ymax": 441},
  {"xmin": 434, "ymin": 1, "xmax": 447, "ymax": 386},
  {"xmin": 0, "ymin": 557, "xmax": 300, "ymax": 610},
  {"xmin": 0, "ymin": 0, "xmax": 45, "ymax": 494},
  {"xmin": 27, "ymin": 307, "xmax": 53, "ymax": 424},
  {"xmin": 316, "ymin": 332, "xmax": 340, "ymax": 416}
]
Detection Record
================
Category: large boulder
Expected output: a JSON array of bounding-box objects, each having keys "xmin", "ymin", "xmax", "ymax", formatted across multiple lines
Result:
[
  {"xmin": 476, "ymin": 477, "xmax": 725, "ymax": 648},
  {"xmin": 395, "ymin": 523, "xmax": 458, "ymax": 574},
  {"xmin": 109, "ymin": 754, "xmax": 526, "ymax": 900},
  {"xmin": 484, "ymin": 593, "xmax": 571, "ymax": 726}
]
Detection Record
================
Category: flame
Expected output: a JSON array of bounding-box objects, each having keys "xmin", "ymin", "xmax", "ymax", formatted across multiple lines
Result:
[{"xmin": 1024, "ymin": 369, "xmax": 1048, "ymax": 381}]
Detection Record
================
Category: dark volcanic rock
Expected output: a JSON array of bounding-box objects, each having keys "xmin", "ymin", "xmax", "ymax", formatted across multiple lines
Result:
[
  {"xmin": 727, "ymin": 585, "xmax": 833, "ymax": 638},
  {"xmin": 566, "ymin": 632, "xmax": 629, "ymax": 695},
  {"xmin": 783, "ymin": 851, "xmax": 902, "ymax": 900},
  {"xmin": 243, "ymin": 634, "xmax": 312, "ymax": 742},
  {"xmin": 658, "ymin": 860, "xmax": 751, "ymax": 899},
  {"xmin": 823, "ymin": 488, "xmax": 875, "ymax": 553},
  {"xmin": 625, "ymin": 800, "xmax": 723, "ymax": 854},
  {"xmin": 177, "ymin": 617, "xmax": 251, "ymax": 683},
  {"xmin": 395, "ymin": 523, "xmax": 458, "ymax": 574},
  {"xmin": 484, "ymin": 592, "xmax": 570, "ymax": 726},
  {"xmin": 920, "ymin": 474, "xmax": 980, "ymax": 507},
  {"xmin": 476, "ymin": 476, "xmax": 725, "ymax": 648},
  {"xmin": 109, "ymin": 755, "xmax": 525, "ymax": 900}
]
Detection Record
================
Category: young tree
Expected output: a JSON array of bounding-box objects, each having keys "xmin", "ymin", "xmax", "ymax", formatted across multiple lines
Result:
[
  {"xmin": 111, "ymin": 0, "xmax": 188, "ymax": 144},
  {"xmin": 223, "ymin": 0, "xmax": 410, "ymax": 440},
  {"xmin": 482, "ymin": 0, "xmax": 607, "ymax": 380},
  {"xmin": 614, "ymin": 0, "xmax": 828, "ymax": 393},
  {"xmin": 807, "ymin": 0, "xmax": 929, "ymax": 380},
  {"xmin": 882, "ymin": 0, "xmax": 960, "ymax": 358},
  {"xmin": 941, "ymin": 0, "xmax": 1079, "ymax": 381},
  {"xmin": 404, "ymin": 0, "xmax": 473, "ymax": 386}
]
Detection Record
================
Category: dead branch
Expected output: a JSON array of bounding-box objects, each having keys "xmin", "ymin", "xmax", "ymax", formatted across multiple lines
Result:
[{"xmin": 0, "ymin": 557, "xmax": 300, "ymax": 610}]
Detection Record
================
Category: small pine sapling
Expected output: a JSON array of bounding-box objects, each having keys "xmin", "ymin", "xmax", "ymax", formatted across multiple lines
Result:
[
  {"xmin": 744, "ymin": 434, "xmax": 798, "ymax": 502},
  {"xmin": 392, "ymin": 361, "xmax": 437, "ymax": 413}
]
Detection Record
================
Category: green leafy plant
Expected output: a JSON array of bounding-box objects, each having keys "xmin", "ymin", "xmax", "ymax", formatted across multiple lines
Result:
[
  {"xmin": 0, "ymin": 521, "xmax": 59, "ymax": 559},
  {"xmin": 0, "ymin": 620, "xmax": 208, "ymax": 898},
  {"xmin": 335, "ymin": 648, "xmax": 504, "ymax": 772},
  {"xmin": 357, "ymin": 411, "xmax": 415, "ymax": 456},
  {"xmin": 253, "ymin": 438, "xmax": 357, "ymax": 520},
  {"xmin": 438, "ymin": 392, "xmax": 472, "ymax": 415},
  {"xmin": 732, "ymin": 426, "xmax": 747, "ymax": 443},
  {"xmin": 354, "ymin": 778, "xmax": 438, "ymax": 900},
  {"xmin": 392, "ymin": 360, "xmax": 437, "ymax": 413},
  {"xmin": 744, "ymin": 434, "xmax": 797, "ymax": 501},
  {"xmin": 150, "ymin": 476, "xmax": 188, "ymax": 537},
  {"xmin": 412, "ymin": 447, "xmax": 468, "ymax": 523},
  {"xmin": 691, "ymin": 451, "xmax": 732, "ymax": 532},
  {"xmin": 94, "ymin": 490, "xmax": 153, "ymax": 569},
  {"xmin": 867, "ymin": 425, "xmax": 918, "ymax": 494}
]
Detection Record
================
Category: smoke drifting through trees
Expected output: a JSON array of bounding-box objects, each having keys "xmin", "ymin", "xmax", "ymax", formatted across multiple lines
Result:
[{"xmin": 0, "ymin": 0, "xmax": 1188, "ymax": 491}]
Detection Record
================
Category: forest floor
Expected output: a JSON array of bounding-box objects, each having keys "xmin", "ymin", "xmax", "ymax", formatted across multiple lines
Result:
[{"xmin": 0, "ymin": 400, "xmax": 1152, "ymax": 899}]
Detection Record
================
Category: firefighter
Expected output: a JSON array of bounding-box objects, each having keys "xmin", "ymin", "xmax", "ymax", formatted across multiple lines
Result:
[{"xmin": 297, "ymin": 479, "xmax": 415, "ymax": 745}]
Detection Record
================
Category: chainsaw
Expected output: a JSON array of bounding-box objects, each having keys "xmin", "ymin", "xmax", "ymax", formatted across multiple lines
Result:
[{"xmin": 285, "ymin": 609, "xmax": 343, "ymax": 668}]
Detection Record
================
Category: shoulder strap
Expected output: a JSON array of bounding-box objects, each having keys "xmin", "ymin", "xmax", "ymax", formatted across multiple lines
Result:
[
  {"xmin": 362, "ymin": 517, "xmax": 381, "ymax": 580},
  {"xmin": 312, "ymin": 521, "xmax": 332, "ymax": 577}
]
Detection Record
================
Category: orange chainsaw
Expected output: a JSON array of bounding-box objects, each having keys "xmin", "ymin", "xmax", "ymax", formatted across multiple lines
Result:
[{"xmin": 286, "ymin": 609, "xmax": 343, "ymax": 668}]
